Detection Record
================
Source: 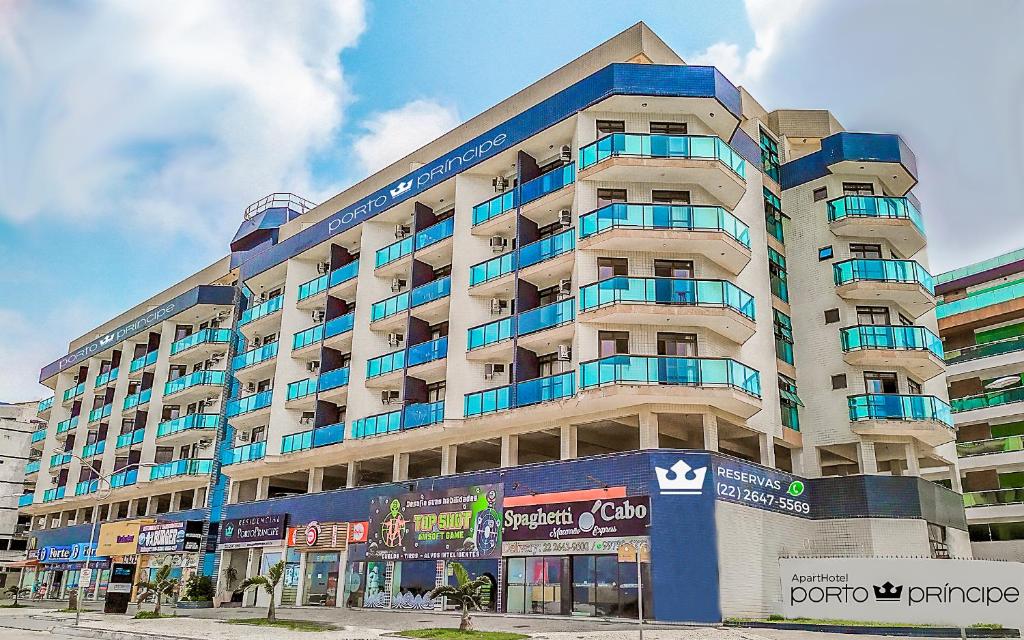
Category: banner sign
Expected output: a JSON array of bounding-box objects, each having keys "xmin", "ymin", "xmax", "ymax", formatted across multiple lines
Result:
[
  {"xmin": 138, "ymin": 521, "xmax": 203, "ymax": 554},
  {"xmin": 781, "ymin": 557, "xmax": 1024, "ymax": 629},
  {"xmin": 503, "ymin": 496, "xmax": 649, "ymax": 542},
  {"xmin": 711, "ymin": 457, "xmax": 810, "ymax": 517},
  {"xmin": 287, "ymin": 521, "xmax": 349, "ymax": 551},
  {"xmin": 367, "ymin": 484, "xmax": 503, "ymax": 561},
  {"xmin": 219, "ymin": 515, "xmax": 287, "ymax": 549},
  {"xmin": 38, "ymin": 542, "xmax": 103, "ymax": 564},
  {"xmin": 97, "ymin": 519, "xmax": 154, "ymax": 556}
]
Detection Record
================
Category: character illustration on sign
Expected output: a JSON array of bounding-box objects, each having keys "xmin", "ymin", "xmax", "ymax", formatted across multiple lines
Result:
[
  {"xmin": 474, "ymin": 489, "xmax": 500, "ymax": 555},
  {"xmin": 380, "ymin": 500, "xmax": 408, "ymax": 549},
  {"xmin": 363, "ymin": 562, "xmax": 387, "ymax": 608}
]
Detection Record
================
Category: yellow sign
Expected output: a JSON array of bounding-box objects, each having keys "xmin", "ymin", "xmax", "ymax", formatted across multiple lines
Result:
[{"xmin": 97, "ymin": 519, "xmax": 154, "ymax": 556}]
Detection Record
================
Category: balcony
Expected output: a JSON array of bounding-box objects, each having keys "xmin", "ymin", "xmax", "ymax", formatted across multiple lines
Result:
[
  {"xmin": 827, "ymin": 195, "xmax": 926, "ymax": 257},
  {"xmin": 324, "ymin": 312, "xmax": 356, "ymax": 352},
  {"xmin": 115, "ymin": 428, "xmax": 145, "ymax": 449},
  {"xmin": 318, "ymin": 367, "xmax": 351, "ymax": 403},
  {"xmin": 946, "ymin": 336, "xmax": 1024, "ymax": 379},
  {"xmin": 239, "ymin": 294, "xmax": 284, "ymax": 333},
  {"xmin": 281, "ymin": 421, "xmax": 345, "ymax": 454},
  {"xmin": 405, "ymin": 400, "xmax": 445, "ymax": 429},
  {"xmin": 81, "ymin": 440, "xmax": 105, "ymax": 459},
  {"xmin": 840, "ymin": 325, "xmax": 945, "ymax": 380},
  {"xmin": 43, "ymin": 486, "xmax": 66, "ymax": 503},
  {"xmin": 227, "ymin": 389, "xmax": 273, "ymax": 427},
  {"xmin": 963, "ymin": 488, "xmax": 1024, "ymax": 509},
  {"xmin": 49, "ymin": 452, "xmax": 72, "ymax": 468},
  {"xmin": 518, "ymin": 228, "xmax": 575, "ymax": 279},
  {"xmin": 164, "ymin": 370, "xmax": 226, "ymax": 404},
  {"xmin": 328, "ymin": 260, "xmax": 360, "ymax": 297},
  {"xmin": 469, "ymin": 253, "xmax": 516, "ymax": 296},
  {"xmin": 18, "ymin": 494, "xmax": 33, "ymax": 508},
  {"xmin": 578, "ymin": 204, "xmax": 751, "ymax": 274},
  {"xmin": 129, "ymin": 350, "xmax": 158, "ymax": 374},
  {"xmin": 407, "ymin": 336, "xmax": 448, "ymax": 378},
  {"xmin": 951, "ymin": 387, "xmax": 1024, "ymax": 423},
  {"xmin": 467, "ymin": 299, "xmax": 575, "ymax": 360},
  {"xmin": 957, "ymin": 435, "xmax": 1023, "ymax": 458},
  {"xmin": 472, "ymin": 163, "xmax": 575, "ymax": 235},
  {"xmin": 465, "ymin": 372, "xmax": 575, "ymax": 418},
  {"xmin": 833, "ymin": 258, "xmax": 936, "ymax": 318},
  {"xmin": 848, "ymin": 393, "xmax": 954, "ymax": 446},
  {"xmin": 149, "ymin": 458, "xmax": 212, "ymax": 481},
  {"xmin": 37, "ymin": 396, "xmax": 53, "ymax": 415},
  {"xmin": 285, "ymin": 368, "xmax": 350, "ymax": 407},
  {"xmin": 222, "ymin": 440, "xmax": 266, "ymax": 466},
  {"xmin": 297, "ymin": 273, "xmax": 329, "ymax": 309},
  {"xmin": 366, "ymin": 349, "xmax": 405, "ymax": 386},
  {"xmin": 62, "ymin": 382, "xmax": 85, "ymax": 404},
  {"xmin": 351, "ymin": 409, "xmax": 403, "ymax": 439},
  {"xmin": 578, "ymin": 134, "xmax": 746, "ymax": 208},
  {"xmin": 88, "ymin": 403, "xmax": 112, "ymax": 424},
  {"xmin": 376, "ymin": 218, "xmax": 455, "ymax": 276},
  {"xmin": 156, "ymin": 413, "xmax": 219, "ymax": 442},
  {"xmin": 370, "ymin": 276, "xmax": 451, "ymax": 331},
  {"xmin": 25, "ymin": 460, "xmax": 40, "ymax": 475},
  {"xmin": 286, "ymin": 378, "xmax": 319, "ymax": 408},
  {"xmin": 75, "ymin": 479, "xmax": 99, "ymax": 496},
  {"xmin": 579, "ymin": 277, "xmax": 756, "ymax": 344},
  {"xmin": 94, "ymin": 368, "xmax": 118, "ymax": 388},
  {"xmin": 169, "ymin": 328, "xmax": 232, "ymax": 363},
  {"xmin": 31, "ymin": 428, "xmax": 46, "ymax": 445},
  {"xmin": 110, "ymin": 468, "xmax": 138, "ymax": 488},
  {"xmin": 233, "ymin": 341, "xmax": 279, "ymax": 378},
  {"xmin": 56, "ymin": 416, "xmax": 78, "ymax": 434},
  {"xmin": 579, "ymin": 355, "xmax": 761, "ymax": 419}
]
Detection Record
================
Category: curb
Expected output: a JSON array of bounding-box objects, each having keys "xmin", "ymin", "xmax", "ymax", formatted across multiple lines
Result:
[
  {"xmin": 726, "ymin": 621, "xmax": 1020, "ymax": 638},
  {"xmin": 53, "ymin": 625, "xmax": 201, "ymax": 640}
]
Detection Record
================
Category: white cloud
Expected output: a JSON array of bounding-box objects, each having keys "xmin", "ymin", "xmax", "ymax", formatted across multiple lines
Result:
[
  {"xmin": 0, "ymin": 0, "xmax": 366, "ymax": 243},
  {"xmin": 689, "ymin": 0, "xmax": 1024, "ymax": 272},
  {"xmin": 353, "ymin": 99, "xmax": 461, "ymax": 175}
]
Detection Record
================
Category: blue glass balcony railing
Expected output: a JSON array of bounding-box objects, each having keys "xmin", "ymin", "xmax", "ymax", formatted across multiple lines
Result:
[
  {"xmin": 43, "ymin": 486, "xmax": 66, "ymax": 502},
  {"xmin": 367, "ymin": 349, "xmax": 405, "ymax": 379},
  {"xmin": 957, "ymin": 435, "xmax": 1024, "ymax": 458},
  {"xmin": 115, "ymin": 428, "xmax": 145, "ymax": 449},
  {"xmin": 287, "ymin": 378, "xmax": 318, "ymax": 401},
  {"xmin": 94, "ymin": 368, "xmax": 119, "ymax": 388},
  {"xmin": 318, "ymin": 367, "xmax": 350, "ymax": 392},
  {"xmin": 470, "ymin": 252, "xmax": 516, "ymax": 286},
  {"xmin": 49, "ymin": 453, "xmax": 72, "ymax": 468},
  {"xmin": 464, "ymin": 372, "xmax": 576, "ymax": 418},
  {"xmin": 579, "ymin": 203, "xmax": 751, "ymax": 248},
  {"xmin": 63, "ymin": 382, "xmax": 85, "ymax": 402},
  {"xmin": 464, "ymin": 385, "xmax": 510, "ymax": 417},
  {"xmin": 579, "ymin": 134, "xmax": 746, "ymax": 178},
  {"xmin": 328, "ymin": 260, "xmax": 360, "ymax": 288},
  {"xmin": 239, "ymin": 294, "xmax": 284, "ymax": 326},
  {"xmin": 149, "ymin": 458, "xmax": 213, "ymax": 480},
  {"xmin": 226, "ymin": 390, "xmax": 273, "ymax": 417},
  {"xmin": 848, "ymin": 393, "xmax": 953, "ymax": 427},
  {"xmin": 88, "ymin": 404, "xmax": 112, "ymax": 424},
  {"xmin": 833, "ymin": 259, "xmax": 935, "ymax": 294},
  {"xmin": 405, "ymin": 400, "xmax": 445, "ymax": 429},
  {"xmin": 468, "ymin": 316, "xmax": 515, "ymax": 350},
  {"xmin": 579, "ymin": 277, "xmax": 755, "ymax": 320},
  {"xmin": 222, "ymin": 441, "xmax": 266, "ymax": 465},
  {"xmin": 170, "ymin": 328, "xmax": 232, "ymax": 355},
  {"xmin": 352, "ymin": 410, "xmax": 403, "ymax": 438},
  {"xmin": 18, "ymin": 494, "xmax": 33, "ymax": 507},
  {"xmin": 56, "ymin": 416, "xmax": 79, "ymax": 434},
  {"xmin": 164, "ymin": 370, "xmax": 226, "ymax": 396},
  {"xmin": 233, "ymin": 341, "xmax": 279, "ymax": 370},
  {"xmin": 37, "ymin": 396, "xmax": 54, "ymax": 413},
  {"xmin": 411, "ymin": 276, "xmax": 451, "ymax": 307},
  {"xmin": 110, "ymin": 468, "xmax": 138, "ymax": 488},
  {"xmin": 293, "ymin": 324, "xmax": 323, "ymax": 350},
  {"xmin": 579, "ymin": 355, "xmax": 761, "ymax": 397},
  {"xmin": 75, "ymin": 479, "xmax": 99, "ymax": 496},
  {"xmin": 827, "ymin": 195, "xmax": 924, "ymax": 234},
  {"xmin": 945, "ymin": 335, "xmax": 1024, "ymax": 365},
  {"xmin": 415, "ymin": 217, "xmax": 455, "ymax": 250},
  {"xmin": 298, "ymin": 274, "xmax": 329, "ymax": 301},
  {"xmin": 518, "ymin": 228, "xmax": 575, "ymax": 269},
  {"xmin": 518, "ymin": 298, "xmax": 575, "ymax": 336},
  {"xmin": 408, "ymin": 336, "xmax": 448, "ymax": 367},
  {"xmin": 520, "ymin": 162, "xmax": 575, "ymax": 205},
  {"xmin": 952, "ymin": 386, "xmax": 1024, "ymax": 413},
  {"xmin": 938, "ymin": 279, "xmax": 1024, "ymax": 320},
  {"xmin": 82, "ymin": 440, "xmax": 105, "ymax": 458},
  {"xmin": 157, "ymin": 413, "xmax": 219, "ymax": 438},
  {"xmin": 281, "ymin": 421, "xmax": 345, "ymax": 454},
  {"xmin": 473, "ymin": 191, "xmax": 516, "ymax": 226},
  {"xmin": 31, "ymin": 428, "xmax": 46, "ymax": 443},
  {"xmin": 25, "ymin": 460, "xmax": 40, "ymax": 474},
  {"xmin": 376, "ymin": 236, "xmax": 413, "ymax": 269},
  {"xmin": 129, "ymin": 350, "xmax": 158, "ymax": 373},
  {"xmin": 325, "ymin": 312, "xmax": 355, "ymax": 339},
  {"xmin": 840, "ymin": 325, "xmax": 943, "ymax": 359},
  {"xmin": 371, "ymin": 292, "xmax": 409, "ymax": 322}
]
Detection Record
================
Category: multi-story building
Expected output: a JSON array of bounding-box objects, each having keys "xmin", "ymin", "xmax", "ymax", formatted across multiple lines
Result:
[
  {"xmin": 0, "ymin": 402, "xmax": 37, "ymax": 588},
  {"xmin": 23, "ymin": 23, "xmax": 967, "ymax": 622},
  {"xmin": 936, "ymin": 248, "xmax": 1024, "ymax": 561}
]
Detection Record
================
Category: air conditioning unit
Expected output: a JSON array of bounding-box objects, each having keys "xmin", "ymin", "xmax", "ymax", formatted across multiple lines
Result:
[
  {"xmin": 237, "ymin": 431, "xmax": 250, "ymax": 443},
  {"xmin": 307, "ymin": 360, "xmax": 321, "ymax": 373},
  {"xmin": 204, "ymin": 396, "xmax": 219, "ymax": 406},
  {"xmin": 559, "ymin": 145, "xmax": 572, "ymax": 161},
  {"xmin": 316, "ymin": 261, "xmax": 330, "ymax": 275},
  {"xmin": 299, "ymin": 416, "xmax": 314, "ymax": 425},
  {"xmin": 558, "ymin": 208, "xmax": 572, "ymax": 227},
  {"xmin": 245, "ymin": 382, "xmax": 256, "ymax": 394},
  {"xmin": 557, "ymin": 345, "xmax": 572, "ymax": 361},
  {"xmin": 214, "ymin": 310, "xmax": 227, "ymax": 322},
  {"xmin": 381, "ymin": 390, "xmax": 400, "ymax": 405},
  {"xmin": 558, "ymin": 278, "xmax": 572, "ymax": 299},
  {"xmin": 72, "ymin": 375, "xmax": 79, "ymax": 384},
  {"xmin": 387, "ymin": 332, "xmax": 404, "ymax": 347},
  {"xmin": 395, "ymin": 224, "xmax": 411, "ymax": 239},
  {"xmin": 483, "ymin": 363, "xmax": 506, "ymax": 380},
  {"xmin": 256, "ymin": 292, "xmax": 267, "ymax": 303},
  {"xmin": 312, "ymin": 309, "xmax": 326, "ymax": 322},
  {"xmin": 197, "ymin": 439, "xmax": 212, "ymax": 450},
  {"xmin": 490, "ymin": 298, "xmax": 508, "ymax": 315},
  {"xmin": 391, "ymin": 277, "xmax": 407, "ymax": 292},
  {"xmin": 493, "ymin": 176, "xmax": 508, "ymax": 192},
  {"xmin": 210, "ymin": 352, "xmax": 224, "ymax": 363},
  {"xmin": 251, "ymin": 335, "xmax": 262, "ymax": 347},
  {"xmin": 489, "ymin": 236, "xmax": 507, "ymax": 252}
]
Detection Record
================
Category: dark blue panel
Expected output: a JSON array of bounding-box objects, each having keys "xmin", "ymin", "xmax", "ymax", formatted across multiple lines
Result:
[
  {"xmin": 31, "ymin": 523, "xmax": 94, "ymax": 548},
  {"xmin": 781, "ymin": 131, "xmax": 918, "ymax": 190},
  {"xmin": 729, "ymin": 128, "xmax": 762, "ymax": 172}
]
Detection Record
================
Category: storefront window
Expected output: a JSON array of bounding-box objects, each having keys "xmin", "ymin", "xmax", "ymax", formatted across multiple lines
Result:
[
  {"xmin": 343, "ymin": 561, "xmax": 365, "ymax": 608},
  {"xmin": 446, "ymin": 560, "xmax": 497, "ymax": 612},
  {"xmin": 506, "ymin": 557, "xmax": 567, "ymax": 615},
  {"xmin": 392, "ymin": 560, "xmax": 437, "ymax": 608},
  {"xmin": 302, "ymin": 552, "xmax": 340, "ymax": 606},
  {"xmin": 280, "ymin": 549, "xmax": 300, "ymax": 606}
]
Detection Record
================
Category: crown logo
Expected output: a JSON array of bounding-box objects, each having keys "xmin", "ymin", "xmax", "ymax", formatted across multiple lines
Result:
[
  {"xmin": 655, "ymin": 459, "xmax": 707, "ymax": 495},
  {"xmin": 99, "ymin": 334, "xmax": 114, "ymax": 346},
  {"xmin": 873, "ymin": 581, "xmax": 903, "ymax": 601},
  {"xmin": 390, "ymin": 180, "xmax": 413, "ymax": 198}
]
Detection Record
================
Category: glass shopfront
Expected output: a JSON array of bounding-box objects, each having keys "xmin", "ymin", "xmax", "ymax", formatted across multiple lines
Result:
[
  {"xmin": 302, "ymin": 552, "xmax": 340, "ymax": 606},
  {"xmin": 280, "ymin": 548, "xmax": 301, "ymax": 606},
  {"xmin": 505, "ymin": 555, "xmax": 650, "ymax": 618},
  {"xmin": 505, "ymin": 557, "xmax": 568, "ymax": 615}
]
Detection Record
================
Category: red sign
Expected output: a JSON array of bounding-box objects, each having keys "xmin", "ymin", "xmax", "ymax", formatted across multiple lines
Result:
[
  {"xmin": 305, "ymin": 521, "xmax": 320, "ymax": 546},
  {"xmin": 348, "ymin": 521, "xmax": 369, "ymax": 543}
]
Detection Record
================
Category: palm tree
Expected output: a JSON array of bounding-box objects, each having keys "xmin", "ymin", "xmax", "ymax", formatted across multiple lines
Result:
[
  {"xmin": 239, "ymin": 560, "xmax": 284, "ymax": 623},
  {"xmin": 135, "ymin": 564, "xmax": 179, "ymax": 616},
  {"xmin": 428, "ymin": 562, "xmax": 492, "ymax": 632}
]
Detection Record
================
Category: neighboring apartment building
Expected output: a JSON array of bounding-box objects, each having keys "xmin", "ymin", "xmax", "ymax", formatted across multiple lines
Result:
[
  {"xmin": 936, "ymin": 248, "xmax": 1024, "ymax": 561},
  {"xmin": 0, "ymin": 402, "xmax": 36, "ymax": 587},
  {"xmin": 22, "ymin": 23, "xmax": 967, "ymax": 622}
]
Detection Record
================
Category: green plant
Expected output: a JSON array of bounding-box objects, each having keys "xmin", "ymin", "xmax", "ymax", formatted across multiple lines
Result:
[
  {"xmin": 223, "ymin": 566, "xmax": 239, "ymax": 591},
  {"xmin": 427, "ymin": 563, "xmax": 492, "ymax": 632},
  {"xmin": 239, "ymin": 560, "xmax": 284, "ymax": 623},
  {"xmin": 181, "ymin": 575, "xmax": 214, "ymax": 602},
  {"xmin": 134, "ymin": 610, "xmax": 173, "ymax": 619},
  {"xmin": 135, "ymin": 565, "xmax": 179, "ymax": 616},
  {"xmin": 3, "ymin": 586, "xmax": 29, "ymax": 606}
]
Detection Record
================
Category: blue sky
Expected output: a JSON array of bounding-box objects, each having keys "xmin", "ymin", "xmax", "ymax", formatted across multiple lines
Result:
[{"xmin": 1, "ymin": 0, "xmax": 1021, "ymax": 401}]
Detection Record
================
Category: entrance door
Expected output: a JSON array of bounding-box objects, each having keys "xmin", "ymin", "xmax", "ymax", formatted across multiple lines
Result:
[
  {"xmin": 256, "ymin": 551, "xmax": 281, "ymax": 607},
  {"xmin": 505, "ymin": 557, "xmax": 569, "ymax": 615},
  {"xmin": 302, "ymin": 552, "xmax": 340, "ymax": 606}
]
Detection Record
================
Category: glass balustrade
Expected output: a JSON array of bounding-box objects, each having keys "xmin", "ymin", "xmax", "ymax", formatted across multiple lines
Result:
[
  {"xmin": 94, "ymin": 368, "xmax": 119, "ymax": 388},
  {"xmin": 75, "ymin": 479, "xmax": 99, "ymax": 496},
  {"xmin": 115, "ymin": 429, "xmax": 145, "ymax": 449},
  {"xmin": 329, "ymin": 260, "xmax": 360, "ymax": 288},
  {"xmin": 963, "ymin": 488, "xmax": 1024, "ymax": 508},
  {"xmin": 226, "ymin": 390, "xmax": 273, "ymax": 417},
  {"xmin": 31, "ymin": 428, "xmax": 46, "ymax": 443},
  {"xmin": 49, "ymin": 453, "xmax": 72, "ymax": 468},
  {"xmin": 833, "ymin": 259, "xmax": 935, "ymax": 293},
  {"xmin": 239, "ymin": 295, "xmax": 284, "ymax": 326},
  {"xmin": 469, "ymin": 253, "xmax": 516, "ymax": 287},
  {"xmin": 518, "ymin": 298, "xmax": 575, "ymax": 335},
  {"xmin": 88, "ymin": 404, "xmax": 112, "ymax": 424},
  {"xmin": 464, "ymin": 385, "xmax": 511, "ymax": 417},
  {"xmin": 472, "ymin": 191, "xmax": 516, "ymax": 226},
  {"xmin": 282, "ymin": 421, "xmax": 345, "ymax": 454},
  {"xmin": 233, "ymin": 341, "xmax": 279, "ymax": 370},
  {"xmin": 25, "ymin": 460, "xmax": 40, "ymax": 474},
  {"xmin": 56, "ymin": 416, "xmax": 78, "ymax": 434},
  {"xmin": 827, "ymin": 195, "xmax": 924, "ymax": 234},
  {"xmin": 939, "ymin": 279, "xmax": 1024, "ymax": 320},
  {"xmin": 415, "ymin": 217, "xmax": 455, "ymax": 250},
  {"xmin": 222, "ymin": 441, "xmax": 266, "ymax": 465},
  {"xmin": 82, "ymin": 440, "xmax": 105, "ymax": 458},
  {"xmin": 287, "ymin": 378, "xmax": 318, "ymax": 401},
  {"xmin": 579, "ymin": 355, "xmax": 761, "ymax": 397},
  {"xmin": 411, "ymin": 276, "xmax": 451, "ymax": 307},
  {"xmin": 405, "ymin": 400, "xmax": 445, "ymax": 429},
  {"xmin": 578, "ymin": 133, "xmax": 745, "ymax": 178},
  {"xmin": 37, "ymin": 396, "xmax": 54, "ymax": 413},
  {"xmin": 579, "ymin": 203, "xmax": 750, "ymax": 248},
  {"xmin": 129, "ymin": 351, "xmax": 158, "ymax": 373},
  {"xmin": 156, "ymin": 413, "xmax": 219, "ymax": 438},
  {"xmin": 840, "ymin": 325, "xmax": 944, "ymax": 359},
  {"xmin": 110, "ymin": 468, "xmax": 138, "ymax": 488},
  {"xmin": 946, "ymin": 335, "xmax": 1024, "ymax": 365},
  {"xmin": 43, "ymin": 487, "xmax": 66, "ymax": 502},
  {"xmin": 408, "ymin": 336, "xmax": 448, "ymax": 367},
  {"xmin": 370, "ymin": 292, "xmax": 409, "ymax": 322},
  {"xmin": 351, "ymin": 410, "xmax": 403, "ymax": 438},
  {"xmin": 376, "ymin": 236, "xmax": 413, "ymax": 268},
  {"xmin": 170, "ymin": 328, "xmax": 231, "ymax": 355},
  {"xmin": 367, "ymin": 350, "xmax": 405, "ymax": 379},
  {"xmin": 164, "ymin": 370, "xmax": 226, "ymax": 396},
  {"xmin": 63, "ymin": 382, "xmax": 85, "ymax": 402},
  {"xmin": 18, "ymin": 494, "xmax": 33, "ymax": 507},
  {"xmin": 952, "ymin": 386, "xmax": 1024, "ymax": 413},
  {"xmin": 467, "ymin": 317, "xmax": 514, "ymax": 350},
  {"xmin": 298, "ymin": 274, "xmax": 329, "ymax": 301},
  {"xmin": 149, "ymin": 458, "xmax": 213, "ymax": 480},
  {"xmin": 848, "ymin": 393, "xmax": 953, "ymax": 427},
  {"xmin": 518, "ymin": 228, "xmax": 575, "ymax": 269},
  {"xmin": 957, "ymin": 435, "xmax": 1024, "ymax": 458},
  {"xmin": 520, "ymin": 162, "xmax": 575, "ymax": 205},
  {"xmin": 325, "ymin": 312, "xmax": 355, "ymax": 339},
  {"xmin": 319, "ymin": 367, "xmax": 350, "ymax": 392},
  {"xmin": 579, "ymin": 277, "xmax": 755, "ymax": 319}
]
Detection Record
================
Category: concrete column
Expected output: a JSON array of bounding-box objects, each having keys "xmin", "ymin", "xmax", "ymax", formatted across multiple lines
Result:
[
  {"xmin": 307, "ymin": 467, "xmax": 324, "ymax": 493},
  {"xmin": 949, "ymin": 465, "xmax": 964, "ymax": 493},
  {"xmin": 91, "ymin": 505, "xmax": 102, "ymax": 523},
  {"xmin": 245, "ymin": 548, "xmax": 262, "ymax": 607},
  {"xmin": 146, "ymin": 497, "xmax": 159, "ymax": 516},
  {"xmin": 255, "ymin": 476, "xmax": 270, "ymax": 500},
  {"xmin": 392, "ymin": 453, "xmax": 409, "ymax": 482},
  {"xmin": 126, "ymin": 499, "xmax": 138, "ymax": 518},
  {"xmin": 346, "ymin": 463, "xmax": 359, "ymax": 488},
  {"xmin": 792, "ymin": 446, "xmax": 821, "ymax": 478},
  {"xmin": 169, "ymin": 492, "xmax": 182, "ymax": 512},
  {"xmin": 228, "ymin": 480, "xmax": 240, "ymax": 504},
  {"xmin": 440, "ymin": 444, "xmax": 457, "ymax": 476},
  {"xmin": 758, "ymin": 432, "xmax": 776, "ymax": 468},
  {"xmin": 195, "ymin": 486, "xmax": 206, "ymax": 508},
  {"xmin": 856, "ymin": 441, "xmax": 879, "ymax": 474},
  {"xmin": 904, "ymin": 442, "xmax": 921, "ymax": 477},
  {"xmin": 702, "ymin": 414, "xmax": 719, "ymax": 452},
  {"xmin": 890, "ymin": 458, "xmax": 903, "ymax": 476},
  {"xmin": 500, "ymin": 435, "xmax": 519, "ymax": 468},
  {"xmin": 638, "ymin": 410, "xmax": 659, "ymax": 450},
  {"xmin": 560, "ymin": 424, "xmax": 578, "ymax": 460}
]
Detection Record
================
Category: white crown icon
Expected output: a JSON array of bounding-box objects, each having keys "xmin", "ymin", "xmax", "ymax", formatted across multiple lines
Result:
[
  {"xmin": 390, "ymin": 180, "xmax": 413, "ymax": 198},
  {"xmin": 655, "ymin": 459, "xmax": 707, "ymax": 495},
  {"xmin": 99, "ymin": 334, "xmax": 114, "ymax": 346}
]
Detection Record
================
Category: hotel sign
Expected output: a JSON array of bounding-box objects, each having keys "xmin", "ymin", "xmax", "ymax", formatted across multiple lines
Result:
[{"xmin": 219, "ymin": 515, "xmax": 287, "ymax": 549}]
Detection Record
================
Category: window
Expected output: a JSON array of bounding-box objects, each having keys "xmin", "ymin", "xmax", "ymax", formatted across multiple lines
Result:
[
  {"xmin": 763, "ymin": 187, "xmax": 784, "ymax": 242},
  {"xmin": 824, "ymin": 308, "xmax": 841, "ymax": 324},
  {"xmin": 256, "ymin": 378, "xmax": 273, "ymax": 393},
  {"xmin": 818, "ymin": 246, "xmax": 834, "ymax": 261},
  {"xmin": 813, "ymin": 187, "xmax": 828, "ymax": 202},
  {"xmin": 174, "ymin": 325, "xmax": 192, "ymax": 340},
  {"xmin": 768, "ymin": 247, "xmax": 788, "ymax": 302},
  {"xmin": 908, "ymin": 379, "xmax": 923, "ymax": 395},
  {"xmin": 651, "ymin": 190, "xmax": 690, "ymax": 204},
  {"xmin": 430, "ymin": 321, "xmax": 449, "ymax": 340},
  {"xmin": 831, "ymin": 374, "xmax": 848, "ymax": 390},
  {"xmin": 759, "ymin": 128, "xmax": 780, "ymax": 182},
  {"xmin": 596, "ymin": 120, "xmax": 625, "ymax": 136},
  {"xmin": 843, "ymin": 182, "xmax": 874, "ymax": 196},
  {"xmin": 850, "ymin": 243, "xmax": 883, "ymax": 260},
  {"xmin": 928, "ymin": 523, "xmax": 950, "ymax": 559},
  {"xmin": 898, "ymin": 314, "xmax": 914, "ymax": 326},
  {"xmin": 537, "ymin": 352, "xmax": 559, "ymax": 378},
  {"xmin": 427, "ymin": 382, "xmax": 446, "ymax": 402},
  {"xmin": 864, "ymin": 371, "xmax": 899, "ymax": 394},
  {"xmin": 779, "ymin": 375, "xmax": 801, "ymax": 431},
  {"xmin": 653, "ymin": 259, "xmax": 694, "ymax": 279},
  {"xmin": 597, "ymin": 189, "xmax": 627, "ymax": 207},
  {"xmin": 773, "ymin": 310, "xmax": 794, "ymax": 365},
  {"xmin": 650, "ymin": 121, "xmax": 687, "ymax": 135},
  {"xmin": 597, "ymin": 257, "xmax": 629, "ymax": 280},
  {"xmin": 599, "ymin": 331, "xmax": 630, "ymax": 357},
  {"xmin": 537, "ymin": 285, "xmax": 560, "ymax": 307},
  {"xmin": 857, "ymin": 306, "xmax": 891, "ymax": 326},
  {"xmin": 657, "ymin": 332, "xmax": 697, "ymax": 357}
]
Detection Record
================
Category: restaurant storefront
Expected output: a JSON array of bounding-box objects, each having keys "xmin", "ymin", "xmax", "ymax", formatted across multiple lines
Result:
[
  {"xmin": 218, "ymin": 514, "xmax": 288, "ymax": 607},
  {"xmin": 288, "ymin": 521, "xmax": 349, "ymax": 607}
]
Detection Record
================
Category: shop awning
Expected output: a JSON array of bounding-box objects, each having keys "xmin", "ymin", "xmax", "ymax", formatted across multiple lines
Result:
[{"xmin": 2, "ymin": 558, "xmax": 39, "ymax": 569}]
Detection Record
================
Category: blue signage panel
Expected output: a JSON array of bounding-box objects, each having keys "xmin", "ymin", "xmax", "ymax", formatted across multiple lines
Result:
[
  {"xmin": 711, "ymin": 457, "xmax": 811, "ymax": 517},
  {"xmin": 38, "ymin": 542, "xmax": 104, "ymax": 564}
]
